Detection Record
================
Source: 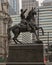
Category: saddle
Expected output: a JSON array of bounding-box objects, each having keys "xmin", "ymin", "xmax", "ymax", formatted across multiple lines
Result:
[{"xmin": 17, "ymin": 20, "xmax": 31, "ymax": 31}]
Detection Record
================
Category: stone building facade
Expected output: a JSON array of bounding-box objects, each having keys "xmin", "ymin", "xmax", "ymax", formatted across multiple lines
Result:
[
  {"xmin": 42, "ymin": 0, "xmax": 52, "ymax": 6},
  {"xmin": 39, "ymin": 6, "xmax": 52, "ymax": 44},
  {"xmin": 0, "ymin": 0, "xmax": 12, "ymax": 63}
]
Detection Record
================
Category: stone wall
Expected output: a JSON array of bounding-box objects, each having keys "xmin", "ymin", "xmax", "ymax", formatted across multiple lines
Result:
[{"xmin": 0, "ymin": 0, "xmax": 12, "ymax": 63}]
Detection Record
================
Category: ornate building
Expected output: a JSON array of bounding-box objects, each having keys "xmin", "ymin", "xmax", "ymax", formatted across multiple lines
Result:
[
  {"xmin": 0, "ymin": 0, "xmax": 12, "ymax": 63},
  {"xmin": 43, "ymin": 0, "xmax": 52, "ymax": 6}
]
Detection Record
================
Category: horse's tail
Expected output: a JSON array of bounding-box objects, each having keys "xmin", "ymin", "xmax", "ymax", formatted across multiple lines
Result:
[{"xmin": 7, "ymin": 27, "xmax": 12, "ymax": 40}]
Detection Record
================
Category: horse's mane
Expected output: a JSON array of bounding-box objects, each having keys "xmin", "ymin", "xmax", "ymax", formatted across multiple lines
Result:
[
  {"xmin": 26, "ymin": 7, "xmax": 36, "ymax": 21},
  {"xmin": 26, "ymin": 10, "xmax": 32, "ymax": 21}
]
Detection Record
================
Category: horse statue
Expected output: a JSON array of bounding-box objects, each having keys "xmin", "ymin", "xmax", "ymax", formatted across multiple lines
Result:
[{"xmin": 7, "ymin": 7, "xmax": 44, "ymax": 44}]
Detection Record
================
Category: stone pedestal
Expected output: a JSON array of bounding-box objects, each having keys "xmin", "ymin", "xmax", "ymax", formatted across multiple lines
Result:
[{"xmin": 6, "ymin": 42, "xmax": 44, "ymax": 65}]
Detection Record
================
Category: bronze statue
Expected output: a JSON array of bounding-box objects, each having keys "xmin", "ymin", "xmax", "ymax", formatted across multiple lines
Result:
[{"xmin": 7, "ymin": 7, "xmax": 44, "ymax": 44}]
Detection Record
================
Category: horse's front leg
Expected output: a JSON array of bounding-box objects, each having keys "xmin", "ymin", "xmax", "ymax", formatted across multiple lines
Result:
[
  {"xmin": 39, "ymin": 27, "xmax": 44, "ymax": 35},
  {"xmin": 34, "ymin": 31, "xmax": 39, "ymax": 40}
]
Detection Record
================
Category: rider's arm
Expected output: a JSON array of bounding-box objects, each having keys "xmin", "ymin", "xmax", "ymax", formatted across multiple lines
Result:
[{"xmin": 23, "ymin": 9, "xmax": 27, "ymax": 14}]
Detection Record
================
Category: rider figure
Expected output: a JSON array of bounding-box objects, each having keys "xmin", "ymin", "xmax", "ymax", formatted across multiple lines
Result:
[
  {"xmin": 20, "ymin": 9, "xmax": 27, "ymax": 23},
  {"xmin": 20, "ymin": 9, "xmax": 31, "ymax": 31}
]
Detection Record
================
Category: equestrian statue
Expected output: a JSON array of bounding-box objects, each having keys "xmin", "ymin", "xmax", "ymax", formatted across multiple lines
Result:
[{"xmin": 7, "ymin": 7, "xmax": 44, "ymax": 44}]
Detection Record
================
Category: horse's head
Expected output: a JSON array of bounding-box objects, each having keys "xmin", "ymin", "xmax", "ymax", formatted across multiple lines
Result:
[
  {"xmin": 26, "ymin": 7, "xmax": 37, "ymax": 21},
  {"xmin": 31, "ymin": 7, "xmax": 37, "ymax": 17}
]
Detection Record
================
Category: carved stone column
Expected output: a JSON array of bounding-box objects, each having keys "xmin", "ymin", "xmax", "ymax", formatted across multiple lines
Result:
[{"xmin": 0, "ymin": 0, "xmax": 12, "ymax": 63}]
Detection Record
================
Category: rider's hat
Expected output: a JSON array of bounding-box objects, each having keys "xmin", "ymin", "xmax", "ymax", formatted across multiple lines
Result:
[{"xmin": 21, "ymin": 9, "xmax": 23, "ymax": 12}]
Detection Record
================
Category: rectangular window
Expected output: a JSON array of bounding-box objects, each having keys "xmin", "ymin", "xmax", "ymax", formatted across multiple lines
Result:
[
  {"xmin": 13, "ymin": 0, "xmax": 17, "ymax": 12},
  {"xmin": 8, "ymin": 0, "xmax": 19, "ymax": 15}
]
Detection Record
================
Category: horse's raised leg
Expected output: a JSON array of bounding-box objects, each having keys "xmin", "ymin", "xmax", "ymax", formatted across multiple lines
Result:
[{"xmin": 39, "ymin": 27, "xmax": 44, "ymax": 35}]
